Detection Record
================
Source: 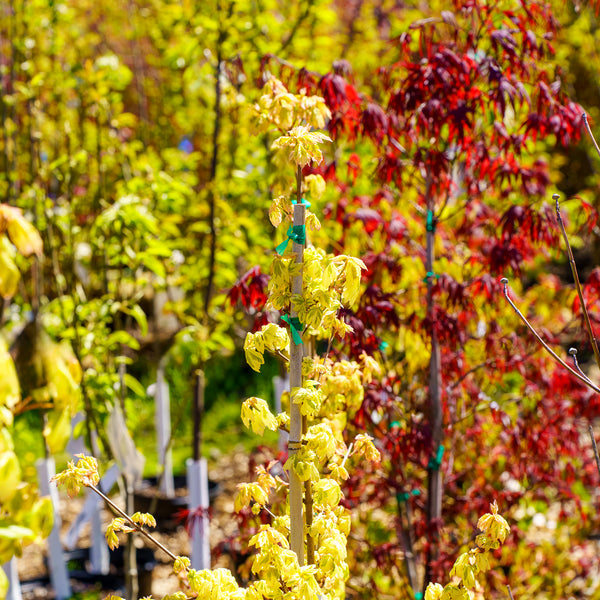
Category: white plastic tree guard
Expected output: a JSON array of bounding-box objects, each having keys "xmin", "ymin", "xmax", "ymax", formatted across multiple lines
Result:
[
  {"xmin": 186, "ymin": 458, "xmax": 210, "ymax": 570},
  {"xmin": 36, "ymin": 457, "xmax": 71, "ymax": 600},
  {"xmin": 155, "ymin": 361, "xmax": 174, "ymax": 497},
  {"xmin": 2, "ymin": 558, "xmax": 22, "ymax": 600}
]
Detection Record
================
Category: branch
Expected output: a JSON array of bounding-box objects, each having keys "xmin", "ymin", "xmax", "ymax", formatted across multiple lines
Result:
[
  {"xmin": 90, "ymin": 484, "xmax": 180, "ymax": 564},
  {"xmin": 582, "ymin": 113, "xmax": 600, "ymax": 161},
  {"xmin": 553, "ymin": 194, "xmax": 600, "ymax": 372},
  {"xmin": 500, "ymin": 278, "xmax": 600, "ymax": 394},
  {"xmin": 568, "ymin": 347, "xmax": 595, "ymax": 385},
  {"xmin": 588, "ymin": 424, "xmax": 600, "ymax": 481}
]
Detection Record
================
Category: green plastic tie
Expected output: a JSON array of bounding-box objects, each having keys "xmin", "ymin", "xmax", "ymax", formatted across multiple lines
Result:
[
  {"xmin": 423, "ymin": 271, "xmax": 440, "ymax": 283},
  {"xmin": 292, "ymin": 198, "xmax": 311, "ymax": 207},
  {"xmin": 379, "ymin": 340, "xmax": 389, "ymax": 352},
  {"xmin": 390, "ymin": 420, "xmax": 401, "ymax": 429},
  {"xmin": 397, "ymin": 489, "xmax": 421, "ymax": 503},
  {"xmin": 415, "ymin": 593, "xmax": 424, "ymax": 600},
  {"xmin": 282, "ymin": 314, "xmax": 304, "ymax": 346},
  {"xmin": 426, "ymin": 209, "xmax": 436, "ymax": 232},
  {"xmin": 275, "ymin": 225, "xmax": 306, "ymax": 255},
  {"xmin": 428, "ymin": 445, "xmax": 445, "ymax": 471}
]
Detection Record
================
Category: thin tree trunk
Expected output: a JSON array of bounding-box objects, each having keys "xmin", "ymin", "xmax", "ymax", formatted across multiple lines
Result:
[
  {"xmin": 424, "ymin": 181, "xmax": 443, "ymax": 587},
  {"xmin": 193, "ymin": 370, "xmax": 205, "ymax": 462}
]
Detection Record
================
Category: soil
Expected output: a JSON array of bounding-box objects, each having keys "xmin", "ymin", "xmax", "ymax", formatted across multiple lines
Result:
[{"xmin": 17, "ymin": 447, "xmax": 255, "ymax": 599}]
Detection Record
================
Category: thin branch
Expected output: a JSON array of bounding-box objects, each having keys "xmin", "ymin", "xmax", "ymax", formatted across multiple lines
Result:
[
  {"xmin": 89, "ymin": 484, "xmax": 180, "ymax": 564},
  {"xmin": 507, "ymin": 584, "xmax": 516, "ymax": 600},
  {"xmin": 501, "ymin": 278, "xmax": 600, "ymax": 394},
  {"xmin": 568, "ymin": 347, "xmax": 595, "ymax": 384},
  {"xmin": 582, "ymin": 113, "xmax": 600, "ymax": 161},
  {"xmin": 554, "ymin": 194, "xmax": 600, "ymax": 372},
  {"xmin": 588, "ymin": 424, "xmax": 600, "ymax": 481}
]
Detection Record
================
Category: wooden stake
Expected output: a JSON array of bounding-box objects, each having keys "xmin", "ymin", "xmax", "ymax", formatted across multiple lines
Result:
[{"xmin": 288, "ymin": 176, "xmax": 305, "ymax": 565}]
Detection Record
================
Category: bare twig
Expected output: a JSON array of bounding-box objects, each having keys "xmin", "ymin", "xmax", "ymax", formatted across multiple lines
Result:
[
  {"xmin": 582, "ymin": 113, "xmax": 600, "ymax": 161},
  {"xmin": 507, "ymin": 584, "xmax": 516, "ymax": 600},
  {"xmin": 89, "ymin": 484, "xmax": 180, "ymax": 563},
  {"xmin": 568, "ymin": 348, "xmax": 595, "ymax": 384},
  {"xmin": 554, "ymin": 194, "xmax": 600, "ymax": 372},
  {"xmin": 588, "ymin": 425, "xmax": 600, "ymax": 481},
  {"xmin": 501, "ymin": 278, "xmax": 600, "ymax": 394}
]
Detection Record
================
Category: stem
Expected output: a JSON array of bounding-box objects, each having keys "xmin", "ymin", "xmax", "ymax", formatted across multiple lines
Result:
[
  {"xmin": 582, "ymin": 113, "xmax": 600, "ymax": 161},
  {"xmin": 424, "ymin": 177, "xmax": 443, "ymax": 587},
  {"xmin": 203, "ymin": 14, "xmax": 224, "ymax": 316},
  {"xmin": 193, "ymin": 369, "xmax": 205, "ymax": 462},
  {"xmin": 554, "ymin": 194, "xmax": 600, "ymax": 373},
  {"xmin": 588, "ymin": 425, "xmax": 600, "ymax": 481},
  {"xmin": 501, "ymin": 278, "xmax": 600, "ymax": 394},
  {"xmin": 396, "ymin": 495, "xmax": 418, "ymax": 592},
  {"xmin": 288, "ymin": 166, "xmax": 305, "ymax": 565},
  {"xmin": 90, "ymin": 484, "xmax": 180, "ymax": 563},
  {"xmin": 568, "ymin": 348, "xmax": 594, "ymax": 384},
  {"xmin": 279, "ymin": 0, "xmax": 315, "ymax": 54},
  {"xmin": 125, "ymin": 478, "xmax": 139, "ymax": 600}
]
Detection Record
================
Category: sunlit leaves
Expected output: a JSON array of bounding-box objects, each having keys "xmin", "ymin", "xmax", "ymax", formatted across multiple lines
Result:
[
  {"xmin": 173, "ymin": 556, "xmax": 191, "ymax": 575},
  {"xmin": 240, "ymin": 396, "xmax": 278, "ymax": 436},
  {"xmin": 0, "ymin": 452, "xmax": 20, "ymax": 503},
  {"xmin": 187, "ymin": 567, "xmax": 240, "ymax": 597},
  {"xmin": 243, "ymin": 324, "xmax": 290, "ymax": 373},
  {"xmin": 0, "ymin": 205, "xmax": 43, "ymax": 257},
  {"xmin": 351, "ymin": 433, "xmax": 381, "ymax": 464},
  {"xmin": 52, "ymin": 454, "xmax": 100, "ymax": 498},
  {"xmin": 477, "ymin": 500, "xmax": 510, "ymax": 543},
  {"xmin": 424, "ymin": 503, "xmax": 510, "ymax": 600},
  {"xmin": 131, "ymin": 512, "xmax": 157, "ymax": 529},
  {"xmin": 425, "ymin": 582, "xmax": 444, "ymax": 600},
  {"xmin": 271, "ymin": 125, "xmax": 332, "ymax": 167}
]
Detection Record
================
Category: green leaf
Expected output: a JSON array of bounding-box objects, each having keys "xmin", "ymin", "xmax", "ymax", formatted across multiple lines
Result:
[
  {"xmin": 43, "ymin": 408, "xmax": 72, "ymax": 455},
  {"xmin": 106, "ymin": 330, "xmax": 141, "ymax": 350},
  {"xmin": 127, "ymin": 304, "xmax": 149, "ymax": 337},
  {"xmin": 0, "ymin": 452, "xmax": 20, "ymax": 502},
  {"xmin": 0, "ymin": 525, "xmax": 35, "ymax": 540},
  {"xmin": 139, "ymin": 252, "xmax": 166, "ymax": 279},
  {"xmin": 124, "ymin": 373, "xmax": 147, "ymax": 398}
]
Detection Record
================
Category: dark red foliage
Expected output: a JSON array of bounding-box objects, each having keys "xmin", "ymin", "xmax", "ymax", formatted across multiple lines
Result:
[
  {"xmin": 227, "ymin": 266, "xmax": 269, "ymax": 330},
  {"xmin": 227, "ymin": 266, "xmax": 268, "ymax": 312}
]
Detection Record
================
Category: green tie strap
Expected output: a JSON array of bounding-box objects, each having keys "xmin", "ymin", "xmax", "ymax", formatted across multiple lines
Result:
[
  {"xmin": 282, "ymin": 314, "xmax": 304, "ymax": 345},
  {"xmin": 292, "ymin": 198, "xmax": 311, "ymax": 207},
  {"xmin": 275, "ymin": 225, "xmax": 306, "ymax": 255},
  {"xmin": 426, "ymin": 209, "xmax": 436, "ymax": 232},
  {"xmin": 396, "ymin": 489, "xmax": 421, "ymax": 503},
  {"xmin": 423, "ymin": 271, "xmax": 440, "ymax": 283},
  {"xmin": 428, "ymin": 445, "xmax": 445, "ymax": 471}
]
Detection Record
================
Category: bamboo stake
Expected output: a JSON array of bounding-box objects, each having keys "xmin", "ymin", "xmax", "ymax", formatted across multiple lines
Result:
[{"xmin": 288, "ymin": 169, "xmax": 305, "ymax": 565}]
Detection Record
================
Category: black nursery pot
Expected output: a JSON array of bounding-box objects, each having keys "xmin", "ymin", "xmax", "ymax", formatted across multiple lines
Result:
[
  {"xmin": 134, "ymin": 475, "xmax": 221, "ymax": 531},
  {"xmin": 47, "ymin": 546, "xmax": 158, "ymax": 597},
  {"xmin": 110, "ymin": 546, "xmax": 157, "ymax": 597}
]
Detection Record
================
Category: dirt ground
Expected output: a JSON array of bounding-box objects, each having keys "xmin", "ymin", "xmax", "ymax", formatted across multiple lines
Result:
[{"xmin": 17, "ymin": 447, "xmax": 255, "ymax": 599}]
